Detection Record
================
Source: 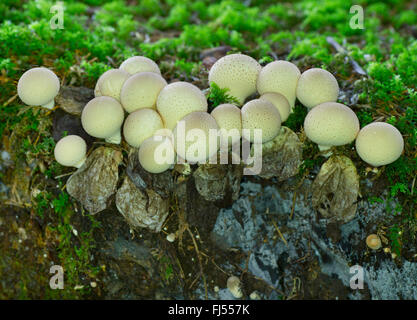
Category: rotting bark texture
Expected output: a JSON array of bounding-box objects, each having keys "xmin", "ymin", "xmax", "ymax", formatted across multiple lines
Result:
[
  {"xmin": 115, "ymin": 175, "xmax": 170, "ymax": 232},
  {"xmin": 67, "ymin": 147, "xmax": 122, "ymax": 214},
  {"xmin": 311, "ymin": 155, "xmax": 360, "ymax": 223},
  {"xmin": 250, "ymin": 126, "xmax": 303, "ymax": 180},
  {"xmin": 56, "ymin": 86, "xmax": 95, "ymax": 115}
]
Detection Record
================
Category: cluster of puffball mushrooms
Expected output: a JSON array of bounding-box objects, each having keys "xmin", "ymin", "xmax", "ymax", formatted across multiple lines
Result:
[{"xmin": 17, "ymin": 53, "xmax": 404, "ymax": 174}]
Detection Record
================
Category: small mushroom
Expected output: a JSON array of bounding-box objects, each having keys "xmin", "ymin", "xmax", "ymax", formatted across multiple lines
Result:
[
  {"xmin": 208, "ymin": 53, "xmax": 261, "ymax": 105},
  {"xmin": 120, "ymin": 72, "xmax": 167, "ymax": 113},
  {"xmin": 241, "ymin": 99, "xmax": 281, "ymax": 143},
  {"xmin": 17, "ymin": 67, "xmax": 60, "ymax": 109},
  {"xmin": 138, "ymin": 134, "xmax": 175, "ymax": 174},
  {"xmin": 95, "ymin": 68, "xmax": 130, "ymax": 102},
  {"xmin": 257, "ymin": 60, "xmax": 301, "ymax": 111},
  {"xmin": 123, "ymin": 108, "xmax": 164, "ymax": 148},
  {"xmin": 259, "ymin": 92, "xmax": 291, "ymax": 122},
  {"xmin": 54, "ymin": 135, "xmax": 87, "ymax": 168},
  {"xmin": 227, "ymin": 276, "xmax": 243, "ymax": 299},
  {"xmin": 156, "ymin": 82, "xmax": 208, "ymax": 130},
  {"xmin": 119, "ymin": 56, "xmax": 161, "ymax": 75},
  {"xmin": 81, "ymin": 96, "xmax": 125, "ymax": 144},
  {"xmin": 355, "ymin": 122, "xmax": 404, "ymax": 167},
  {"xmin": 210, "ymin": 103, "xmax": 242, "ymax": 147},
  {"xmin": 296, "ymin": 68, "xmax": 339, "ymax": 109},
  {"xmin": 304, "ymin": 102, "xmax": 359, "ymax": 153},
  {"xmin": 366, "ymin": 234, "xmax": 382, "ymax": 250},
  {"xmin": 173, "ymin": 111, "xmax": 219, "ymax": 163}
]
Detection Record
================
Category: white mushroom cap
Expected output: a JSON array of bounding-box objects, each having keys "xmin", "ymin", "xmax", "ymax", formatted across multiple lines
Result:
[
  {"xmin": 17, "ymin": 67, "xmax": 60, "ymax": 109},
  {"xmin": 123, "ymin": 108, "xmax": 164, "ymax": 148},
  {"xmin": 120, "ymin": 72, "xmax": 167, "ymax": 113},
  {"xmin": 241, "ymin": 99, "xmax": 281, "ymax": 143},
  {"xmin": 304, "ymin": 102, "xmax": 359, "ymax": 150},
  {"xmin": 138, "ymin": 134, "xmax": 175, "ymax": 174},
  {"xmin": 296, "ymin": 68, "xmax": 339, "ymax": 109},
  {"xmin": 256, "ymin": 60, "xmax": 301, "ymax": 111},
  {"xmin": 173, "ymin": 111, "xmax": 219, "ymax": 163},
  {"xmin": 227, "ymin": 276, "xmax": 243, "ymax": 299},
  {"xmin": 95, "ymin": 68, "xmax": 130, "ymax": 102},
  {"xmin": 81, "ymin": 96, "xmax": 125, "ymax": 144},
  {"xmin": 208, "ymin": 53, "xmax": 261, "ymax": 105},
  {"xmin": 54, "ymin": 135, "xmax": 87, "ymax": 168},
  {"xmin": 259, "ymin": 92, "xmax": 291, "ymax": 122},
  {"xmin": 355, "ymin": 122, "xmax": 404, "ymax": 167},
  {"xmin": 156, "ymin": 82, "xmax": 208, "ymax": 130},
  {"xmin": 119, "ymin": 56, "xmax": 161, "ymax": 75},
  {"xmin": 210, "ymin": 104, "xmax": 242, "ymax": 147}
]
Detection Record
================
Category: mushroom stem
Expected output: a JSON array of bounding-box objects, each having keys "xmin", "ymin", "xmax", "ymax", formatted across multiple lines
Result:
[
  {"xmin": 105, "ymin": 131, "xmax": 122, "ymax": 144},
  {"xmin": 74, "ymin": 156, "xmax": 86, "ymax": 169},
  {"xmin": 41, "ymin": 99, "xmax": 55, "ymax": 110},
  {"xmin": 318, "ymin": 145, "xmax": 333, "ymax": 157}
]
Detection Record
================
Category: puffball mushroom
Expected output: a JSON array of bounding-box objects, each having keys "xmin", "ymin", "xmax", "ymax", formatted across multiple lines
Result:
[
  {"xmin": 138, "ymin": 134, "xmax": 175, "ymax": 174},
  {"xmin": 54, "ymin": 135, "xmax": 87, "ymax": 168},
  {"xmin": 296, "ymin": 68, "xmax": 339, "ymax": 109},
  {"xmin": 355, "ymin": 122, "xmax": 404, "ymax": 167},
  {"xmin": 208, "ymin": 53, "xmax": 261, "ymax": 105},
  {"xmin": 17, "ymin": 67, "xmax": 60, "ymax": 109},
  {"xmin": 81, "ymin": 96, "xmax": 125, "ymax": 144},
  {"xmin": 257, "ymin": 60, "xmax": 301, "ymax": 111},
  {"xmin": 119, "ymin": 56, "xmax": 161, "ymax": 75},
  {"xmin": 241, "ymin": 99, "xmax": 281, "ymax": 143},
  {"xmin": 259, "ymin": 92, "xmax": 291, "ymax": 122},
  {"xmin": 156, "ymin": 82, "xmax": 208, "ymax": 130},
  {"xmin": 366, "ymin": 234, "xmax": 382, "ymax": 250},
  {"xmin": 95, "ymin": 68, "xmax": 130, "ymax": 102},
  {"xmin": 120, "ymin": 72, "xmax": 167, "ymax": 113},
  {"xmin": 227, "ymin": 276, "xmax": 243, "ymax": 299},
  {"xmin": 304, "ymin": 102, "xmax": 359, "ymax": 152},
  {"xmin": 210, "ymin": 104, "xmax": 242, "ymax": 147},
  {"xmin": 173, "ymin": 111, "xmax": 219, "ymax": 163},
  {"xmin": 123, "ymin": 108, "xmax": 164, "ymax": 148}
]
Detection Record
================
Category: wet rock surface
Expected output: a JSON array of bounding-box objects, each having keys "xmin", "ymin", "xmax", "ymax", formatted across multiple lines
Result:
[{"xmin": 67, "ymin": 147, "xmax": 123, "ymax": 214}]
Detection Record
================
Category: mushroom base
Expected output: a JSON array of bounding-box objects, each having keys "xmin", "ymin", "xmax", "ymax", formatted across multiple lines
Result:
[
  {"xmin": 41, "ymin": 99, "xmax": 55, "ymax": 110},
  {"xmin": 105, "ymin": 131, "xmax": 122, "ymax": 144},
  {"xmin": 74, "ymin": 156, "xmax": 87, "ymax": 169},
  {"xmin": 318, "ymin": 144, "xmax": 333, "ymax": 157}
]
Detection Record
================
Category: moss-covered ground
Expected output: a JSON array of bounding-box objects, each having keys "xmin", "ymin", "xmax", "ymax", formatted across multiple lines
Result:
[{"xmin": 0, "ymin": 0, "xmax": 416, "ymax": 299}]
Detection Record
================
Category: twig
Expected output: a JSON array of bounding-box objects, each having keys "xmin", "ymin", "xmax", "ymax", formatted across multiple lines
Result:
[
  {"xmin": 290, "ymin": 191, "xmax": 297, "ymax": 220},
  {"xmin": 186, "ymin": 225, "xmax": 208, "ymax": 300},
  {"xmin": 3, "ymin": 93, "xmax": 18, "ymax": 106},
  {"xmin": 326, "ymin": 36, "xmax": 367, "ymax": 76},
  {"xmin": 271, "ymin": 220, "xmax": 288, "ymax": 246}
]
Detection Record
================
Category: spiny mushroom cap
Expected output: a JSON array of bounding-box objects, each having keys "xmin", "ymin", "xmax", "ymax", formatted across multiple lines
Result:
[
  {"xmin": 241, "ymin": 99, "xmax": 281, "ymax": 143},
  {"xmin": 173, "ymin": 111, "xmax": 219, "ymax": 163},
  {"xmin": 259, "ymin": 92, "xmax": 291, "ymax": 122},
  {"xmin": 296, "ymin": 68, "xmax": 339, "ymax": 109},
  {"xmin": 208, "ymin": 53, "xmax": 261, "ymax": 105},
  {"xmin": 304, "ymin": 102, "xmax": 359, "ymax": 148},
  {"xmin": 120, "ymin": 72, "xmax": 167, "ymax": 113},
  {"xmin": 210, "ymin": 104, "xmax": 242, "ymax": 146},
  {"xmin": 366, "ymin": 234, "xmax": 382, "ymax": 250},
  {"xmin": 95, "ymin": 68, "xmax": 130, "ymax": 101},
  {"xmin": 119, "ymin": 56, "xmax": 161, "ymax": 75},
  {"xmin": 138, "ymin": 135, "xmax": 175, "ymax": 174},
  {"xmin": 54, "ymin": 135, "xmax": 86, "ymax": 168},
  {"xmin": 81, "ymin": 96, "xmax": 125, "ymax": 139},
  {"xmin": 17, "ymin": 67, "xmax": 60, "ymax": 106},
  {"xmin": 257, "ymin": 60, "xmax": 301, "ymax": 110},
  {"xmin": 355, "ymin": 122, "xmax": 404, "ymax": 167},
  {"xmin": 156, "ymin": 82, "xmax": 208, "ymax": 130},
  {"xmin": 123, "ymin": 108, "xmax": 164, "ymax": 148}
]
